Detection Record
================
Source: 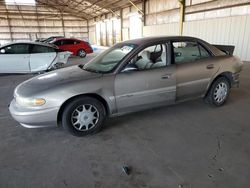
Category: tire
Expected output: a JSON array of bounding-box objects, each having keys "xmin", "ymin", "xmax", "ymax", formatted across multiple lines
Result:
[
  {"xmin": 77, "ymin": 49, "xmax": 86, "ymax": 58},
  {"xmin": 204, "ymin": 77, "xmax": 230, "ymax": 107},
  {"xmin": 62, "ymin": 97, "xmax": 106, "ymax": 136}
]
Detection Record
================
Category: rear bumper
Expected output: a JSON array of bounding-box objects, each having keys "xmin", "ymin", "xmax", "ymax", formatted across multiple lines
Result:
[
  {"xmin": 86, "ymin": 47, "xmax": 93, "ymax": 54},
  {"xmin": 9, "ymin": 99, "xmax": 59, "ymax": 128}
]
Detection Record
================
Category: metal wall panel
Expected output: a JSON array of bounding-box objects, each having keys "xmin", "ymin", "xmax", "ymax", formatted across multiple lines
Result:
[
  {"xmin": 143, "ymin": 22, "xmax": 179, "ymax": 36},
  {"xmin": 0, "ymin": 5, "xmax": 88, "ymax": 45},
  {"xmin": 183, "ymin": 15, "xmax": 250, "ymax": 61},
  {"xmin": 143, "ymin": 15, "xmax": 250, "ymax": 61}
]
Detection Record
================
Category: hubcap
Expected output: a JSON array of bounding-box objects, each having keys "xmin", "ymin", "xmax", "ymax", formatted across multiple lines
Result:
[
  {"xmin": 214, "ymin": 82, "xmax": 228, "ymax": 103},
  {"xmin": 71, "ymin": 104, "xmax": 99, "ymax": 131},
  {"xmin": 79, "ymin": 50, "xmax": 86, "ymax": 57}
]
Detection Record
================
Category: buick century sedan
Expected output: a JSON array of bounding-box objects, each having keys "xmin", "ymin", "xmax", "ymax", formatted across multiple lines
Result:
[{"xmin": 9, "ymin": 36, "xmax": 243, "ymax": 136}]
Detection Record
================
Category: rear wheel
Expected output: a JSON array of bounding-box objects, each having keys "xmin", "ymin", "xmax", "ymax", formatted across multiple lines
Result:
[
  {"xmin": 77, "ymin": 49, "xmax": 86, "ymax": 58},
  {"xmin": 205, "ymin": 77, "xmax": 230, "ymax": 106},
  {"xmin": 62, "ymin": 97, "xmax": 106, "ymax": 136}
]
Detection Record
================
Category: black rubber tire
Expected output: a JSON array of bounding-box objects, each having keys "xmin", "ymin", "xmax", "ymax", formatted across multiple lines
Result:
[
  {"xmin": 62, "ymin": 97, "xmax": 106, "ymax": 136},
  {"xmin": 77, "ymin": 49, "xmax": 86, "ymax": 58},
  {"xmin": 204, "ymin": 77, "xmax": 230, "ymax": 107}
]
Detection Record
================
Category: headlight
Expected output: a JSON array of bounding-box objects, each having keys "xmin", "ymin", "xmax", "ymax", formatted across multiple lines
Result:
[{"xmin": 16, "ymin": 97, "xmax": 46, "ymax": 107}]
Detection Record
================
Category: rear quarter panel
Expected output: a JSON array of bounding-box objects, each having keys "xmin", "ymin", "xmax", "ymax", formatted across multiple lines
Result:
[
  {"xmin": 205, "ymin": 55, "xmax": 243, "ymax": 92},
  {"xmin": 80, "ymin": 42, "xmax": 93, "ymax": 54}
]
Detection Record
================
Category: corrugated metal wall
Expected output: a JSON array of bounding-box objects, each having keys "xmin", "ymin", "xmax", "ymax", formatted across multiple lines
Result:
[
  {"xmin": 183, "ymin": 15, "xmax": 250, "ymax": 61},
  {"xmin": 143, "ymin": 22, "xmax": 179, "ymax": 37},
  {"xmin": 88, "ymin": 0, "xmax": 250, "ymax": 61},
  {"xmin": 0, "ymin": 4, "xmax": 88, "ymax": 45},
  {"xmin": 142, "ymin": 1, "xmax": 250, "ymax": 61},
  {"xmin": 89, "ymin": 10, "xmax": 121, "ymax": 46}
]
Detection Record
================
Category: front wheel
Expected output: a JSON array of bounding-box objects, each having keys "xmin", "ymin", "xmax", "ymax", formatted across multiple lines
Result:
[
  {"xmin": 62, "ymin": 97, "xmax": 106, "ymax": 136},
  {"xmin": 77, "ymin": 49, "xmax": 86, "ymax": 58},
  {"xmin": 204, "ymin": 77, "xmax": 230, "ymax": 106}
]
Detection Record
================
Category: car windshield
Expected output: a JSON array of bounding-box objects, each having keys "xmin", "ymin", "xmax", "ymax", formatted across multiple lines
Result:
[{"xmin": 81, "ymin": 43, "xmax": 137, "ymax": 73}]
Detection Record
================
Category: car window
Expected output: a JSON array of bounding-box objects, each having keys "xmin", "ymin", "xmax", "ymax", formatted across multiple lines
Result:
[
  {"xmin": 62, "ymin": 40, "xmax": 75, "ymax": 45},
  {"xmin": 32, "ymin": 45, "xmax": 55, "ymax": 53},
  {"xmin": 1, "ymin": 44, "xmax": 30, "ymax": 54},
  {"xmin": 124, "ymin": 44, "xmax": 167, "ymax": 71},
  {"xmin": 154, "ymin": 45, "xmax": 162, "ymax": 52},
  {"xmin": 54, "ymin": 40, "xmax": 62, "ymax": 46},
  {"xmin": 199, "ymin": 44, "xmax": 211, "ymax": 59},
  {"xmin": 73, "ymin": 40, "xmax": 80, "ymax": 44},
  {"xmin": 82, "ymin": 44, "xmax": 137, "ymax": 73},
  {"xmin": 172, "ymin": 41, "xmax": 210, "ymax": 64},
  {"xmin": 142, "ymin": 45, "xmax": 162, "ymax": 53}
]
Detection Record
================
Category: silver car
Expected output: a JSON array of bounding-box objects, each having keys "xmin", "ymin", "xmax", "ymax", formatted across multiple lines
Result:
[{"xmin": 9, "ymin": 36, "xmax": 243, "ymax": 136}]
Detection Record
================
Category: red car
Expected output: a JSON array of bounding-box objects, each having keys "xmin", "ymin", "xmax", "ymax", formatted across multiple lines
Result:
[{"xmin": 52, "ymin": 38, "xmax": 93, "ymax": 58}]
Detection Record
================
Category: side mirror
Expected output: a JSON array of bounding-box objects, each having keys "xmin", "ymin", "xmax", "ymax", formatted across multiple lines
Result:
[
  {"xmin": 121, "ymin": 64, "xmax": 138, "ymax": 73},
  {"xmin": 0, "ymin": 49, "xmax": 5, "ymax": 54}
]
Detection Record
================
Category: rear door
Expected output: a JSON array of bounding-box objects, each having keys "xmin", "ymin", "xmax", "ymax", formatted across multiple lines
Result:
[
  {"xmin": 30, "ymin": 44, "xmax": 57, "ymax": 72},
  {"xmin": 0, "ymin": 44, "xmax": 30, "ymax": 73},
  {"xmin": 60, "ymin": 39, "xmax": 76, "ymax": 54},
  {"xmin": 172, "ymin": 40, "xmax": 219, "ymax": 100},
  {"xmin": 114, "ymin": 42, "xmax": 176, "ymax": 114}
]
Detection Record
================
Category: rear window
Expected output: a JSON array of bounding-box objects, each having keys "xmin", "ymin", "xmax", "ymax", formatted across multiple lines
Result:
[
  {"xmin": 61, "ymin": 40, "xmax": 75, "ymax": 45},
  {"xmin": 54, "ymin": 40, "xmax": 62, "ymax": 46},
  {"xmin": 172, "ymin": 41, "xmax": 211, "ymax": 64},
  {"xmin": 32, "ymin": 45, "xmax": 55, "ymax": 53}
]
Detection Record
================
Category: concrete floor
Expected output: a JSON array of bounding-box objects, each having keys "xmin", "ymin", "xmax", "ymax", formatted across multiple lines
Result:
[{"xmin": 0, "ymin": 55, "xmax": 249, "ymax": 188}]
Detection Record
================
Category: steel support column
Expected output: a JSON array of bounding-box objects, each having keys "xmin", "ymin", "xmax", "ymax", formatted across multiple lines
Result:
[
  {"xmin": 61, "ymin": 12, "xmax": 66, "ymax": 36},
  {"xmin": 4, "ymin": 5, "xmax": 13, "ymax": 41},
  {"xmin": 179, "ymin": 0, "xmax": 185, "ymax": 36}
]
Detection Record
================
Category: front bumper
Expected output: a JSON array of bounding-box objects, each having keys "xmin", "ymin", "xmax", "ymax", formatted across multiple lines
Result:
[{"xmin": 9, "ymin": 99, "xmax": 59, "ymax": 128}]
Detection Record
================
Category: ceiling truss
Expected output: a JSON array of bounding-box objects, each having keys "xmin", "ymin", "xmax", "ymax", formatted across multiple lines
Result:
[{"xmin": 34, "ymin": 0, "xmax": 143, "ymax": 20}]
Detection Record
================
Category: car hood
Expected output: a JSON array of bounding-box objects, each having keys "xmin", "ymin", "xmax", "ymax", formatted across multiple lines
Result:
[{"xmin": 15, "ymin": 65, "xmax": 102, "ymax": 97}]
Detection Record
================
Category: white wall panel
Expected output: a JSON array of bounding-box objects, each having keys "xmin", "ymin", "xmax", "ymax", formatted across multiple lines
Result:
[
  {"xmin": 143, "ymin": 23, "xmax": 179, "ymax": 37},
  {"xmin": 183, "ymin": 15, "xmax": 250, "ymax": 61},
  {"xmin": 143, "ymin": 15, "xmax": 250, "ymax": 61}
]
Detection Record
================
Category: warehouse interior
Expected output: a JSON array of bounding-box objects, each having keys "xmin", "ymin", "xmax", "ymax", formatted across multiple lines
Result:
[
  {"xmin": 0, "ymin": 0, "xmax": 250, "ymax": 187},
  {"xmin": 1, "ymin": 0, "xmax": 250, "ymax": 60}
]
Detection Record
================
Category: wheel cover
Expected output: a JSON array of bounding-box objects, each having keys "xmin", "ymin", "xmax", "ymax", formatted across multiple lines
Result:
[
  {"xmin": 79, "ymin": 50, "xmax": 86, "ymax": 57},
  {"xmin": 71, "ymin": 104, "xmax": 99, "ymax": 131},
  {"xmin": 213, "ymin": 82, "xmax": 228, "ymax": 103}
]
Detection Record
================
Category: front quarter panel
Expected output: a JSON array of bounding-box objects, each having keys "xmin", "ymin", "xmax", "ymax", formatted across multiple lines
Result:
[{"xmin": 34, "ymin": 74, "xmax": 116, "ymax": 116}]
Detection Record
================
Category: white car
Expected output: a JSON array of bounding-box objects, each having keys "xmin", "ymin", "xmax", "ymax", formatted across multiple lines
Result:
[{"xmin": 0, "ymin": 42, "xmax": 72, "ymax": 73}]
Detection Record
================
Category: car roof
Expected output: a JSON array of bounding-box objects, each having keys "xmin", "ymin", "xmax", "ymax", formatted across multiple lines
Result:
[
  {"xmin": 0, "ymin": 41, "xmax": 57, "ymax": 48},
  {"xmin": 47, "ymin": 36, "xmax": 64, "ymax": 38},
  {"xmin": 121, "ymin": 36, "xmax": 209, "ymax": 45},
  {"xmin": 54, "ymin": 38, "xmax": 81, "ymax": 41}
]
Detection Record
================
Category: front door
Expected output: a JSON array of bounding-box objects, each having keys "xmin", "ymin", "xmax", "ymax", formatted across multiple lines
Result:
[
  {"xmin": 114, "ymin": 43, "xmax": 176, "ymax": 114},
  {"xmin": 0, "ymin": 44, "xmax": 30, "ymax": 73}
]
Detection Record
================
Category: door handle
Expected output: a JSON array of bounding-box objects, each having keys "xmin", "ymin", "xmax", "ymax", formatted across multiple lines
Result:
[
  {"xmin": 207, "ymin": 64, "xmax": 214, "ymax": 69},
  {"xmin": 161, "ymin": 74, "xmax": 171, "ymax": 79}
]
